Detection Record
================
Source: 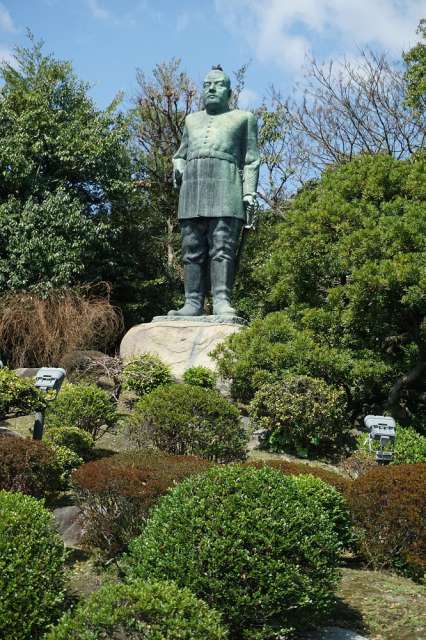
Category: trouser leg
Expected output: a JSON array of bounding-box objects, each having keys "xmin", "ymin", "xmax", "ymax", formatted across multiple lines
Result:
[
  {"xmin": 168, "ymin": 219, "xmax": 208, "ymax": 317},
  {"xmin": 209, "ymin": 217, "xmax": 243, "ymax": 316}
]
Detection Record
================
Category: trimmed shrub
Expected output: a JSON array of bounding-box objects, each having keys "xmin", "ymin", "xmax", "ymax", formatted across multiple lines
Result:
[
  {"xmin": 347, "ymin": 464, "xmax": 426, "ymax": 579},
  {"xmin": 44, "ymin": 426, "xmax": 94, "ymax": 458},
  {"xmin": 126, "ymin": 465, "xmax": 342, "ymax": 639},
  {"xmin": 51, "ymin": 446, "xmax": 83, "ymax": 490},
  {"xmin": 356, "ymin": 426, "xmax": 426, "ymax": 465},
  {"xmin": 249, "ymin": 461, "xmax": 353, "ymax": 548},
  {"xmin": 249, "ymin": 374, "xmax": 349, "ymax": 456},
  {"xmin": 0, "ymin": 437, "xmax": 59, "ymax": 498},
  {"xmin": 0, "ymin": 367, "xmax": 46, "ymax": 420},
  {"xmin": 46, "ymin": 579, "xmax": 228, "ymax": 640},
  {"xmin": 0, "ymin": 490, "xmax": 66, "ymax": 640},
  {"xmin": 248, "ymin": 459, "xmax": 350, "ymax": 494},
  {"xmin": 128, "ymin": 384, "xmax": 247, "ymax": 462},
  {"xmin": 183, "ymin": 366, "xmax": 217, "ymax": 389},
  {"xmin": 72, "ymin": 451, "xmax": 209, "ymax": 557},
  {"xmin": 45, "ymin": 382, "xmax": 117, "ymax": 439},
  {"xmin": 122, "ymin": 353, "xmax": 173, "ymax": 398}
]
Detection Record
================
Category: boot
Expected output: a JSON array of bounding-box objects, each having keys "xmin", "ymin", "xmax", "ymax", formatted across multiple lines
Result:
[
  {"xmin": 211, "ymin": 259, "xmax": 237, "ymax": 316},
  {"xmin": 168, "ymin": 263, "xmax": 205, "ymax": 317}
]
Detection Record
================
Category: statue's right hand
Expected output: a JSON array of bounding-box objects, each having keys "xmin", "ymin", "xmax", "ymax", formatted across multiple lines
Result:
[{"xmin": 173, "ymin": 169, "xmax": 183, "ymax": 189}]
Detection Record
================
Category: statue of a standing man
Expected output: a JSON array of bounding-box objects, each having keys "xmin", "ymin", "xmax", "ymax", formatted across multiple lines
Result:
[{"xmin": 168, "ymin": 65, "xmax": 260, "ymax": 317}]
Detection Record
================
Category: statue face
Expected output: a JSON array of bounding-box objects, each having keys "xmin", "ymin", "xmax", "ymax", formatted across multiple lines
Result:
[{"xmin": 203, "ymin": 71, "xmax": 231, "ymax": 111}]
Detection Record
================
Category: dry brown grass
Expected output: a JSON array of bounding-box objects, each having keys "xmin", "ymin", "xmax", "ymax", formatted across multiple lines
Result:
[{"xmin": 0, "ymin": 284, "xmax": 123, "ymax": 368}]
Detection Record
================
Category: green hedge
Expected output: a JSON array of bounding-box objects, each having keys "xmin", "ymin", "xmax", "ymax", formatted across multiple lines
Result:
[
  {"xmin": 128, "ymin": 384, "xmax": 247, "ymax": 462},
  {"xmin": 46, "ymin": 580, "xmax": 228, "ymax": 639},
  {"xmin": 249, "ymin": 374, "xmax": 349, "ymax": 456},
  {"xmin": 126, "ymin": 465, "xmax": 342, "ymax": 639},
  {"xmin": 46, "ymin": 382, "xmax": 117, "ymax": 439},
  {"xmin": 0, "ymin": 490, "xmax": 66, "ymax": 640},
  {"xmin": 122, "ymin": 353, "xmax": 173, "ymax": 397}
]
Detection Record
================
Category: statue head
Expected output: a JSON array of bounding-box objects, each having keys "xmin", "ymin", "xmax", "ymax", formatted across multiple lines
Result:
[{"xmin": 203, "ymin": 65, "xmax": 231, "ymax": 114}]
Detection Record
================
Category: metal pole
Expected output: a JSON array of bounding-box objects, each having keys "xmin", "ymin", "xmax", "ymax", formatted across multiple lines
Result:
[{"xmin": 33, "ymin": 411, "xmax": 45, "ymax": 440}]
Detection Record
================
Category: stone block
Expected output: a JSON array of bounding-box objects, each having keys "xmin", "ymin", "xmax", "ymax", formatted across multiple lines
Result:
[{"xmin": 120, "ymin": 317, "xmax": 245, "ymax": 379}]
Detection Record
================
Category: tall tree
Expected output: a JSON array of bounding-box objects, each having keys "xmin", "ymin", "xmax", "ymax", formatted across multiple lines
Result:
[
  {"xmin": 404, "ymin": 19, "xmax": 426, "ymax": 117},
  {"xmin": 268, "ymin": 49, "xmax": 426, "ymax": 184},
  {"xmin": 0, "ymin": 36, "xmax": 132, "ymax": 293}
]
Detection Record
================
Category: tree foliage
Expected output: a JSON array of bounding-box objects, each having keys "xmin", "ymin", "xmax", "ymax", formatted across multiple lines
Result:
[
  {"xmin": 0, "ymin": 36, "xmax": 133, "ymax": 294},
  {"xmin": 404, "ymin": 19, "xmax": 426, "ymax": 116},
  {"xmin": 215, "ymin": 153, "xmax": 426, "ymax": 426}
]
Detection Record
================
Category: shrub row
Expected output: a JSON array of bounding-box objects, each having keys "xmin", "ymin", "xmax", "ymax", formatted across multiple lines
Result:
[
  {"xmin": 3, "ymin": 458, "xmax": 426, "ymax": 639},
  {"xmin": 0, "ymin": 490, "xmax": 66, "ymax": 640}
]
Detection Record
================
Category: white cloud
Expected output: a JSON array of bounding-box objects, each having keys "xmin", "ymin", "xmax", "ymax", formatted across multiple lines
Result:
[
  {"xmin": 0, "ymin": 3, "xmax": 16, "ymax": 33},
  {"xmin": 215, "ymin": 0, "xmax": 426, "ymax": 72},
  {"xmin": 87, "ymin": 0, "xmax": 111, "ymax": 21}
]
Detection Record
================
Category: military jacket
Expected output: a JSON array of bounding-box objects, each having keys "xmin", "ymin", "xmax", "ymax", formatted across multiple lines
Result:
[{"xmin": 173, "ymin": 109, "xmax": 260, "ymax": 220}]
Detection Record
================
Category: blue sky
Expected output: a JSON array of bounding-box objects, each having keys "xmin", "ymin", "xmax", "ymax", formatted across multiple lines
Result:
[{"xmin": 1, "ymin": 0, "xmax": 426, "ymax": 110}]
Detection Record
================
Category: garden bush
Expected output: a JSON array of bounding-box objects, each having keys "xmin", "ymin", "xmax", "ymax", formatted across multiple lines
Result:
[
  {"xmin": 72, "ymin": 451, "xmax": 209, "ymax": 557},
  {"xmin": 126, "ymin": 464, "xmax": 342, "ymax": 639},
  {"xmin": 122, "ymin": 353, "xmax": 173, "ymax": 397},
  {"xmin": 45, "ymin": 382, "xmax": 118, "ymax": 439},
  {"xmin": 46, "ymin": 579, "xmax": 228, "ymax": 640},
  {"xmin": 247, "ymin": 459, "xmax": 350, "ymax": 494},
  {"xmin": 0, "ymin": 490, "xmax": 66, "ymax": 640},
  {"xmin": 249, "ymin": 374, "xmax": 349, "ymax": 457},
  {"xmin": 347, "ymin": 464, "xmax": 426, "ymax": 579},
  {"xmin": 356, "ymin": 426, "xmax": 426, "ymax": 464},
  {"xmin": 249, "ymin": 461, "xmax": 353, "ymax": 548},
  {"xmin": 44, "ymin": 425, "xmax": 95, "ymax": 458},
  {"xmin": 0, "ymin": 367, "xmax": 46, "ymax": 420},
  {"xmin": 0, "ymin": 437, "xmax": 59, "ymax": 498},
  {"xmin": 51, "ymin": 445, "xmax": 83, "ymax": 490},
  {"xmin": 183, "ymin": 365, "xmax": 217, "ymax": 389},
  {"xmin": 128, "ymin": 384, "xmax": 247, "ymax": 462}
]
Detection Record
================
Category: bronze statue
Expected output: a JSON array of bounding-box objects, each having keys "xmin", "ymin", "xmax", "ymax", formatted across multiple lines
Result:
[{"xmin": 168, "ymin": 65, "xmax": 260, "ymax": 317}]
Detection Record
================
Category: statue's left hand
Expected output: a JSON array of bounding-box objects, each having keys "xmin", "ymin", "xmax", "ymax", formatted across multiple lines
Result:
[
  {"xmin": 243, "ymin": 194, "xmax": 256, "ymax": 209},
  {"xmin": 243, "ymin": 194, "xmax": 257, "ymax": 229}
]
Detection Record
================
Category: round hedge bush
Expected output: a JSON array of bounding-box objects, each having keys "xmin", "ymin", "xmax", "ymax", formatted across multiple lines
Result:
[
  {"xmin": 0, "ymin": 490, "xmax": 66, "ymax": 640},
  {"xmin": 46, "ymin": 579, "xmax": 228, "ymax": 640},
  {"xmin": 183, "ymin": 366, "xmax": 217, "ymax": 389},
  {"xmin": 44, "ymin": 426, "xmax": 94, "ymax": 458},
  {"xmin": 347, "ymin": 463, "xmax": 426, "ymax": 580},
  {"xmin": 45, "ymin": 382, "xmax": 117, "ymax": 439},
  {"xmin": 128, "ymin": 384, "xmax": 247, "ymax": 462},
  {"xmin": 122, "ymin": 353, "xmax": 173, "ymax": 398},
  {"xmin": 0, "ymin": 437, "xmax": 59, "ymax": 498},
  {"xmin": 249, "ymin": 374, "xmax": 349, "ymax": 456},
  {"xmin": 126, "ymin": 465, "xmax": 342, "ymax": 638}
]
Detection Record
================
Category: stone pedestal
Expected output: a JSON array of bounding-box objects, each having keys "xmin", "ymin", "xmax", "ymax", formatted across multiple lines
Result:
[{"xmin": 120, "ymin": 316, "xmax": 245, "ymax": 380}]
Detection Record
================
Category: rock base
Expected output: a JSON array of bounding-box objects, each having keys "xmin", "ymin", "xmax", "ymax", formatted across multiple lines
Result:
[{"xmin": 120, "ymin": 317, "xmax": 245, "ymax": 379}]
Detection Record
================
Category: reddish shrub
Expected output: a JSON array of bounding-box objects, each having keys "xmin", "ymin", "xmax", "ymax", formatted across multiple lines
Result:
[
  {"xmin": 247, "ymin": 459, "xmax": 351, "ymax": 494},
  {"xmin": 72, "ymin": 451, "xmax": 210, "ymax": 557},
  {"xmin": 347, "ymin": 464, "xmax": 426, "ymax": 579},
  {"xmin": 0, "ymin": 437, "xmax": 58, "ymax": 498}
]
